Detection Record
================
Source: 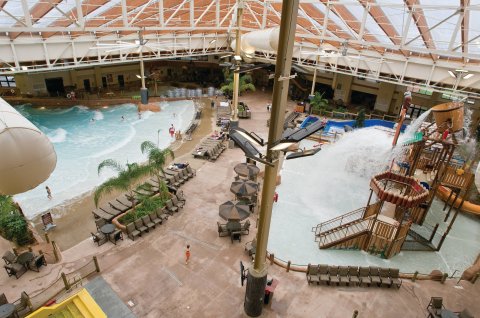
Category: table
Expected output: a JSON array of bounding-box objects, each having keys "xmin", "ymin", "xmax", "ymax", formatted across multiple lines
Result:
[
  {"xmin": 440, "ymin": 309, "xmax": 457, "ymax": 318},
  {"xmin": 100, "ymin": 224, "xmax": 115, "ymax": 236},
  {"xmin": 0, "ymin": 303, "xmax": 16, "ymax": 318},
  {"xmin": 16, "ymin": 252, "xmax": 34, "ymax": 267}
]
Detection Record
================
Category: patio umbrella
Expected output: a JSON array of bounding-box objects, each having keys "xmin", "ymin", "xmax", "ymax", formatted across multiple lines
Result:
[
  {"xmin": 230, "ymin": 179, "xmax": 258, "ymax": 197},
  {"xmin": 219, "ymin": 201, "xmax": 250, "ymax": 221},
  {"xmin": 234, "ymin": 163, "xmax": 260, "ymax": 178}
]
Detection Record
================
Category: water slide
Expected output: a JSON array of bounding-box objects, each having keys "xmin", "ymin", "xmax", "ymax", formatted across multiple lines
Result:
[
  {"xmin": 291, "ymin": 78, "xmax": 308, "ymax": 92},
  {"xmin": 437, "ymin": 186, "xmax": 480, "ymax": 216},
  {"xmin": 300, "ymin": 116, "xmax": 319, "ymax": 128}
]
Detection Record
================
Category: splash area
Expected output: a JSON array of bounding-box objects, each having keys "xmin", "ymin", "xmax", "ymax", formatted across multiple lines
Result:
[
  {"xmin": 269, "ymin": 115, "xmax": 480, "ymax": 274},
  {"xmin": 14, "ymin": 101, "xmax": 195, "ymax": 219}
]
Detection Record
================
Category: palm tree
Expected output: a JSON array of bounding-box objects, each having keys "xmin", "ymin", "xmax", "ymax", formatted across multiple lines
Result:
[
  {"xmin": 94, "ymin": 159, "xmax": 151, "ymax": 209},
  {"xmin": 220, "ymin": 72, "xmax": 256, "ymax": 99},
  {"xmin": 140, "ymin": 141, "xmax": 175, "ymax": 183}
]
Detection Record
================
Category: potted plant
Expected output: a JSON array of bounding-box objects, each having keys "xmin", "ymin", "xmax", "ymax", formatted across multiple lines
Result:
[{"xmin": 309, "ymin": 92, "xmax": 329, "ymax": 115}]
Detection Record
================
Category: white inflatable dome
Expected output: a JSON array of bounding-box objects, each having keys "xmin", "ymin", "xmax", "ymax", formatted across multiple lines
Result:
[{"xmin": 0, "ymin": 98, "xmax": 57, "ymax": 195}]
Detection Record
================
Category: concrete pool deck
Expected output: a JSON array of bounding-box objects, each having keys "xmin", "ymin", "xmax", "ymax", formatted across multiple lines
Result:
[{"xmin": 1, "ymin": 91, "xmax": 479, "ymax": 317}]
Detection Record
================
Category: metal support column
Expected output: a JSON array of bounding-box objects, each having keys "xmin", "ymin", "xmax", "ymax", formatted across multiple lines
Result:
[
  {"xmin": 231, "ymin": 0, "xmax": 244, "ymax": 129},
  {"xmin": 243, "ymin": 1, "xmax": 299, "ymax": 316}
]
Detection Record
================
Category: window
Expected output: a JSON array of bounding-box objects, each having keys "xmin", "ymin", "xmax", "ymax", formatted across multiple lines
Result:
[{"xmin": 0, "ymin": 75, "xmax": 15, "ymax": 87}]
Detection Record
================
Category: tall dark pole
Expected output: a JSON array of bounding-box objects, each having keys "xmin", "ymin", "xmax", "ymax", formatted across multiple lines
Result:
[{"xmin": 243, "ymin": 1, "xmax": 299, "ymax": 316}]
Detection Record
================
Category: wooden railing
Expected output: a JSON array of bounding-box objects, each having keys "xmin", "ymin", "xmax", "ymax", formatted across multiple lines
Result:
[
  {"xmin": 317, "ymin": 217, "xmax": 374, "ymax": 247},
  {"xmin": 312, "ymin": 109, "xmax": 398, "ymax": 122},
  {"xmin": 312, "ymin": 207, "xmax": 366, "ymax": 236}
]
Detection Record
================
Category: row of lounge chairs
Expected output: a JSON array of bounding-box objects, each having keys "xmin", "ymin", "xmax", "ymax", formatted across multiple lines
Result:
[
  {"xmin": 192, "ymin": 138, "xmax": 226, "ymax": 161},
  {"xmin": 306, "ymin": 264, "xmax": 402, "ymax": 288},
  {"xmin": 126, "ymin": 193, "xmax": 185, "ymax": 240}
]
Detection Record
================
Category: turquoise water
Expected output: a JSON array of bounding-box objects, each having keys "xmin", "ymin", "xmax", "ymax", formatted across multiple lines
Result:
[{"xmin": 14, "ymin": 101, "xmax": 195, "ymax": 219}]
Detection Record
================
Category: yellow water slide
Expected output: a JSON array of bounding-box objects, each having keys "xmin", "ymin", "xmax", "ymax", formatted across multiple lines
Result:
[
  {"xmin": 26, "ymin": 289, "xmax": 106, "ymax": 318},
  {"xmin": 437, "ymin": 186, "xmax": 480, "ymax": 216}
]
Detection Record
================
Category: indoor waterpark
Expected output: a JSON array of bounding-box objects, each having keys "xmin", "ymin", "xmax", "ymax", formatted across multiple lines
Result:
[{"xmin": 0, "ymin": 1, "xmax": 480, "ymax": 318}]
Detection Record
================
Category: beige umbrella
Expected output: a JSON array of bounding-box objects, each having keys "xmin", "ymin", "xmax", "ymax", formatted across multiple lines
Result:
[
  {"xmin": 230, "ymin": 179, "xmax": 258, "ymax": 197},
  {"xmin": 219, "ymin": 200, "xmax": 250, "ymax": 221},
  {"xmin": 234, "ymin": 163, "xmax": 260, "ymax": 178},
  {"xmin": 0, "ymin": 98, "xmax": 57, "ymax": 194}
]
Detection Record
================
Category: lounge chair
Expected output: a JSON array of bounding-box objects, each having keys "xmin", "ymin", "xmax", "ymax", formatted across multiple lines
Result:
[
  {"xmin": 156, "ymin": 208, "xmax": 169, "ymax": 222},
  {"xmin": 318, "ymin": 264, "xmax": 330, "ymax": 285},
  {"xmin": 329, "ymin": 266, "xmax": 340, "ymax": 286},
  {"xmin": 110, "ymin": 230, "xmax": 124, "ymax": 244},
  {"xmin": 165, "ymin": 171, "xmax": 185, "ymax": 185},
  {"xmin": 389, "ymin": 268, "xmax": 402, "ymax": 288},
  {"xmin": 13, "ymin": 292, "xmax": 32, "ymax": 316},
  {"xmin": 217, "ymin": 222, "xmax": 229, "ymax": 237},
  {"xmin": 456, "ymin": 309, "xmax": 474, "ymax": 318},
  {"xmin": 134, "ymin": 218, "xmax": 148, "ymax": 234},
  {"xmin": 176, "ymin": 191, "xmax": 186, "ymax": 203},
  {"xmin": 240, "ymin": 220, "xmax": 250, "ymax": 235},
  {"xmin": 348, "ymin": 266, "xmax": 360, "ymax": 286},
  {"xmin": 369, "ymin": 266, "xmax": 381, "ymax": 286},
  {"xmin": 171, "ymin": 196, "xmax": 185, "ymax": 209},
  {"xmin": 168, "ymin": 169, "xmax": 188, "ymax": 182},
  {"xmin": 186, "ymin": 166, "xmax": 196, "ymax": 177},
  {"xmin": 27, "ymin": 254, "xmax": 47, "ymax": 272},
  {"xmin": 2, "ymin": 251, "xmax": 16, "ymax": 265},
  {"xmin": 149, "ymin": 212, "xmax": 163, "ymax": 226},
  {"xmin": 4, "ymin": 263, "xmax": 27, "ymax": 279},
  {"xmin": 307, "ymin": 264, "xmax": 320, "ymax": 285},
  {"xmin": 166, "ymin": 200, "xmax": 178, "ymax": 214},
  {"xmin": 109, "ymin": 200, "xmax": 130, "ymax": 212},
  {"xmin": 359, "ymin": 267, "xmax": 371, "ymax": 286},
  {"xmin": 126, "ymin": 223, "xmax": 141, "ymax": 241},
  {"xmin": 338, "ymin": 266, "xmax": 350, "ymax": 286},
  {"xmin": 379, "ymin": 268, "xmax": 392, "ymax": 287},
  {"xmin": 91, "ymin": 232, "xmax": 107, "ymax": 246},
  {"xmin": 427, "ymin": 297, "xmax": 444, "ymax": 318},
  {"xmin": 0, "ymin": 293, "xmax": 8, "ymax": 306},
  {"xmin": 116, "ymin": 195, "xmax": 134, "ymax": 208},
  {"xmin": 142, "ymin": 215, "xmax": 155, "ymax": 231}
]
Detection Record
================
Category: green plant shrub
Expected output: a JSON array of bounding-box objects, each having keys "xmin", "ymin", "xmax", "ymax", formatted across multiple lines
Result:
[
  {"xmin": 356, "ymin": 108, "xmax": 366, "ymax": 128},
  {"xmin": 0, "ymin": 196, "xmax": 33, "ymax": 246},
  {"xmin": 310, "ymin": 92, "xmax": 329, "ymax": 113}
]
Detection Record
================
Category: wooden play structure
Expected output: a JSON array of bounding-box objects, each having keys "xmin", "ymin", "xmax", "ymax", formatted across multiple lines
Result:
[{"xmin": 312, "ymin": 100, "xmax": 474, "ymax": 258}]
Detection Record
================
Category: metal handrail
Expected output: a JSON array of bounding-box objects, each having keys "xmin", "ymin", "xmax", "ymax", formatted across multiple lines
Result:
[
  {"xmin": 318, "ymin": 217, "xmax": 373, "ymax": 246},
  {"xmin": 313, "ymin": 207, "xmax": 366, "ymax": 235}
]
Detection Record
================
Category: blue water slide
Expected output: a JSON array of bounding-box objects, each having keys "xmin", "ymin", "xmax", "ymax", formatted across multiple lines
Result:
[{"xmin": 300, "ymin": 116, "xmax": 319, "ymax": 128}]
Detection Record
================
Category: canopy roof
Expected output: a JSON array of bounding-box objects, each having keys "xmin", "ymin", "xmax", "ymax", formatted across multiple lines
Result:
[{"xmin": 0, "ymin": 0, "xmax": 479, "ymax": 96}]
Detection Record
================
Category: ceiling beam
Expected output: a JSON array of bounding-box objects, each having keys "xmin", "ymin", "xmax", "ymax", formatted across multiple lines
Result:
[
  {"xmin": 461, "ymin": 0, "xmax": 470, "ymax": 63},
  {"xmin": 404, "ymin": 0, "xmax": 437, "ymax": 60}
]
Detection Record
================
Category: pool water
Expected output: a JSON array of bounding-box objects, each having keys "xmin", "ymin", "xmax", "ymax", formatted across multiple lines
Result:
[
  {"xmin": 269, "ymin": 126, "xmax": 480, "ymax": 274},
  {"xmin": 14, "ymin": 101, "xmax": 195, "ymax": 219}
]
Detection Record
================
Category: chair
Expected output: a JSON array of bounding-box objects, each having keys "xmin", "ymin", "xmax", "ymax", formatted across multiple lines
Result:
[
  {"xmin": 4, "ymin": 263, "xmax": 27, "ymax": 279},
  {"xmin": 240, "ymin": 219, "xmax": 250, "ymax": 235},
  {"xmin": 134, "ymin": 218, "xmax": 148, "ymax": 234},
  {"xmin": 329, "ymin": 266, "xmax": 340, "ymax": 286},
  {"xmin": 95, "ymin": 218, "xmax": 107, "ymax": 230},
  {"xmin": 245, "ymin": 239, "xmax": 256, "ymax": 256},
  {"xmin": 0, "ymin": 293, "xmax": 8, "ymax": 305},
  {"xmin": 149, "ymin": 212, "xmax": 163, "ymax": 226},
  {"xmin": 186, "ymin": 166, "xmax": 196, "ymax": 177},
  {"xmin": 142, "ymin": 215, "xmax": 155, "ymax": 231},
  {"xmin": 126, "ymin": 223, "xmax": 141, "ymax": 241},
  {"xmin": 307, "ymin": 264, "xmax": 320, "ymax": 285},
  {"xmin": 172, "ymin": 196, "xmax": 185, "ymax": 209},
  {"xmin": 28, "ymin": 254, "xmax": 47, "ymax": 272},
  {"xmin": 338, "ymin": 266, "xmax": 350, "ymax": 286},
  {"xmin": 166, "ymin": 200, "xmax": 178, "ymax": 214},
  {"xmin": 176, "ymin": 191, "xmax": 186, "ymax": 203},
  {"xmin": 318, "ymin": 264, "xmax": 330, "ymax": 285},
  {"xmin": 379, "ymin": 268, "xmax": 392, "ymax": 287},
  {"xmin": 427, "ymin": 297, "xmax": 444, "ymax": 318},
  {"xmin": 110, "ymin": 230, "xmax": 124, "ymax": 244},
  {"xmin": 348, "ymin": 266, "xmax": 360, "ymax": 286},
  {"xmin": 217, "ymin": 222, "xmax": 229, "ymax": 237},
  {"xmin": 91, "ymin": 232, "xmax": 107, "ymax": 246},
  {"xmin": 389, "ymin": 268, "xmax": 402, "ymax": 288},
  {"xmin": 359, "ymin": 267, "xmax": 371, "ymax": 286},
  {"xmin": 369, "ymin": 266, "xmax": 381, "ymax": 286},
  {"xmin": 156, "ymin": 208, "xmax": 169, "ymax": 222},
  {"xmin": 2, "ymin": 251, "xmax": 17, "ymax": 265},
  {"xmin": 13, "ymin": 291, "xmax": 32, "ymax": 316}
]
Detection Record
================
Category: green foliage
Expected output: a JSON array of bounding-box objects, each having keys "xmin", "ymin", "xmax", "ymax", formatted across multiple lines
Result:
[
  {"xmin": 356, "ymin": 108, "xmax": 366, "ymax": 128},
  {"xmin": 310, "ymin": 92, "xmax": 329, "ymax": 112},
  {"xmin": 118, "ymin": 190, "xmax": 168, "ymax": 225},
  {"xmin": 220, "ymin": 73, "xmax": 256, "ymax": 97},
  {"xmin": 140, "ymin": 141, "xmax": 174, "ymax": 183},
  {"xmin": 94, "ymin": 160, "xmax": 151, "ymax": 207},
  {"xmin": 336, "ymin": 107, "xmax": 347, "ymax": 113},
  {"xmin": 0, "ymin": 195, "xmax": 33, "ymax": 246}
]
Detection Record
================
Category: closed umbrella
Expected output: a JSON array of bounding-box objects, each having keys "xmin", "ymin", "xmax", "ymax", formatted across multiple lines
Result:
[
  {"xmin": 230, "ymin": 179, "xmax": 258, "ymax": 197},
  {"xmin": 234, "ymin": 163, "xmax": 260, "ymax": 178},
  {"xmin": 219, "ymin": 200, "xmax": 250, "ymax": 221}
]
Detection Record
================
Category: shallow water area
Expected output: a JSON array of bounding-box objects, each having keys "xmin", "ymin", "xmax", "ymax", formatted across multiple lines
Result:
[
  {"xmin": 269, "ymin": 126, "xmax": 480, "ymax": 273},
  {"xmin": 14, "ymin": 100, "xmax": 195, "ymax": 219}
]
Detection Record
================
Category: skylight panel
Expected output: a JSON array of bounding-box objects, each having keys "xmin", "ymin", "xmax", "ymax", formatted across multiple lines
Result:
[
  {"xmin": 468, "ymin": 30, "xmax": 480, "ymax": 54},
  {"xmin": 34, "ymin": 0, "xmax": 78, "ymax": 28},
  {"xmin": 0, "ymin": 13, "xmax": 16, "ymax": 27},
  {"xmin": 3, "ymin": 0, "xmax": 35, "ymax": 17},
  {"xmin": 83, "ymin": 0, "xmax": 122, "ymax": 21},
  {"xmin": 311, "ymin": 2, "xmax": 357, "ymax": 39},
  {"xmin": 380, "ymin": 6, "xmax": 408, "ymax": 36},
  {"xmin": 421, "ymin": 6, "xmax": 459, "ymax": 50}
]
